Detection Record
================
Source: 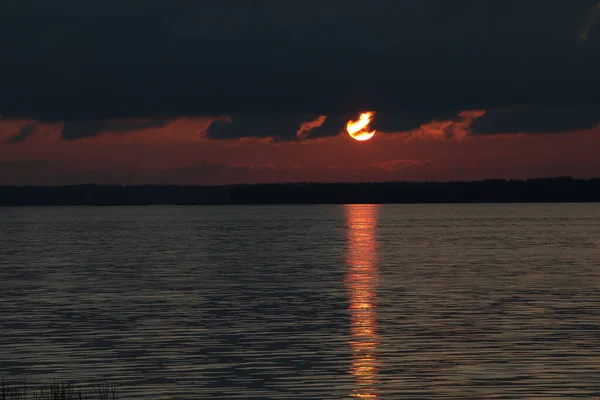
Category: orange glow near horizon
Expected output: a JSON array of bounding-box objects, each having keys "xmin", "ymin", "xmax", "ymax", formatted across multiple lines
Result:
[
  {"xmin": 347, "ymin": 112, "xmax": 376, "ymax": 141},
  {"xmin": 345, "ymin": 204, "xmax": 380, "ymax": 398}
]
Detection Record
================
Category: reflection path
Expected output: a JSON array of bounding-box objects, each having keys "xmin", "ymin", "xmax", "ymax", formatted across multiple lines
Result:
[{"xmin": 344, "ymin": 204, "xmax": 380, "ymax": 399}]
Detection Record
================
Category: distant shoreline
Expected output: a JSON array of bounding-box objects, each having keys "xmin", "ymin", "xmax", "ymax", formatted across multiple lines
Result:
[{"xmin": 1, "ymin": 177, "xmax": 600, "ymax": 206}]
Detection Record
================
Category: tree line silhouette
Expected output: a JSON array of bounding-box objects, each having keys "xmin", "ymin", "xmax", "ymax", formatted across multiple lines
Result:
[{"xmin": 1, "ymin": 177, "xmax": 599, "ymax": 206}]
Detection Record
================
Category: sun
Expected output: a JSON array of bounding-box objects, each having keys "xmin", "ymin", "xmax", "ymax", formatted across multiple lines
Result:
[{"xmin": 347, "ymin": 111, "xmax": 376, "ymax": 141}]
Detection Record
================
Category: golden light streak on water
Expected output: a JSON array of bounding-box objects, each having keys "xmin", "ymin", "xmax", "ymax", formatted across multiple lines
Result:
[{"xmin": 344, "ymin": 204, "xmax": 380, "ymax": 399}]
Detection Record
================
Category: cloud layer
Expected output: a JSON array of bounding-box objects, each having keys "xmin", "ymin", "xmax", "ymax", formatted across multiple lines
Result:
[
  {"xmin": 1, "ymin": 1, "xmax": 600, "ymax": 143},
  {"xmin": 2, "ymin": 0, "xmax": 600, "ymax": 122},
  {"xmin": 2, "ymin": 105, "xmax": 600, "ymax": 144}
]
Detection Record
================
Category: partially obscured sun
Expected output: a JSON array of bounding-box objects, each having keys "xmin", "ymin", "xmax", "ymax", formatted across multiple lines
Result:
[{"xmin": 347, "ymin": 112, "xmax": 376, "ymax": 141}]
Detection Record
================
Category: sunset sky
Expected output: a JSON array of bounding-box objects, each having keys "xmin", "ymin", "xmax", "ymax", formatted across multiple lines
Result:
[{"xmin": 1, "ymin": 0, "xmax": 600, "ymax": 185}]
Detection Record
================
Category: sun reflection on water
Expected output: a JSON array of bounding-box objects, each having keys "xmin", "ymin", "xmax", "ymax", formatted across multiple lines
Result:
[{"xmin": 344, "ymin": 204, "xmax": 380, "ymax": 399}]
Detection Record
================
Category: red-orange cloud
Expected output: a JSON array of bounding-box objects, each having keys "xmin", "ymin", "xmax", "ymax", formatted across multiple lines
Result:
[
  {"xmin": 297, "ymin": 115, "xmax": 327, "ymax": 139},
  {"xmin": 405, "ymin": 110, "xmax": 486, "ymax": 141}
]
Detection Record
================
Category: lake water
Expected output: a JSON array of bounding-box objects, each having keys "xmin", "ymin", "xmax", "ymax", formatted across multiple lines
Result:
[{"xmin": 1, "ymin": 204, "xmax": 600, "ymax": 399}]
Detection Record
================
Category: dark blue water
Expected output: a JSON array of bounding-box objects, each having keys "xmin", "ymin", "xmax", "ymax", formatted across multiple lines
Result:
[{"xmin": 1, "ymin": 204, "xmax": 600, "ymax": 398}]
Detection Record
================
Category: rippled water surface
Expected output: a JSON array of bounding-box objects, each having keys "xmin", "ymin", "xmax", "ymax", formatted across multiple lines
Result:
[{"xmin": 1, "ymin": 204, "xmax": 600, "ymax": 399}]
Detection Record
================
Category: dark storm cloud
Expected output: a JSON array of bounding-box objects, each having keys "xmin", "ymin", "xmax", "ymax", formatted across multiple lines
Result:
[
  {"xmin": 3, "ymin": 124, "xmax": 36, "ymax": 144},
  {"xmin": 472, "ymin": 107, "xmax": 600, "ymax": 134},
  {"xmin": 301, "ymin": 111, "xmax": 469, "ymax": 140},
  {"xmin": 307, "ymin": 116, "xmax": 348, "ymax": 140},
  {"xmin": 206, "ymin": 115, "xmax": 323, "ymax": 141},
  {"xmin": 206, "ymin": 113, "xmax": 365, "ymax": 141},
  {"xmin": 371, "ymin": 111, "xmax": 463, "ymax": 133},
  {"xmin": 1, "ymin": 0, "xmax": 600, "ymax": 136},
  {"xmin": 61, "ymin": 120, "xmax": 170, "ymax": 140},
  {"xmin": 205, "ymin": 110, "xmax": 470, "ymax": 142},
  {"xmin": 579, "ymin": 1, "xmax": 600, "ymax": 42}
]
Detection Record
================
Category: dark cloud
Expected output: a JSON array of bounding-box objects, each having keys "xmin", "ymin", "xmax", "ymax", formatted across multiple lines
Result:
[
  {"xmin": 41, "ymin": 104, "xmax": 600, "ymax": 143},
  {"xmin": 3, "ymin": 124, "xmax": 36, "ymax": 144},
  {"xmin": 472, "ymin": 107, "xmax": 600, "ymax": 134},
  {"xmin": 579, "ymin": 1, "xmax": 600, "ymax": 42},
  {"xmin": 1, "ymin": 0, "xmax": 600, "ymax": 122},
  {"xmin": 61, "ymin": 120, "xmax": 170, "ymax": 140},
  {"xmin": 205, "ymin": 110, "xmax": 476, "ymax": 142},
  {"xmin": 306, "ymin": 116, "xmax": 348, "ymax": 140},
  {"xmin": 206, "ymin": 115, "xmax": 323, "ymax": 141},
  {"xmin": 206, "ymin": 113, "xmax": 358, "ymax": 142},
  {"xmin": 205, "ymin": 110, "xmax": 478, "ymax": 141},
  {"xmin": 371, "ymin": 111, "xmax": 463, "ymax": 133}
]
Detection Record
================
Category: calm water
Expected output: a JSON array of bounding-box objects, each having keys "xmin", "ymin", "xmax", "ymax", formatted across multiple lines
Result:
[{"xmin": 1, "ymin": 204, "xmax": 600, "ymax": 399}]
